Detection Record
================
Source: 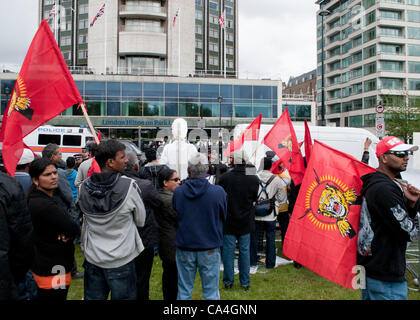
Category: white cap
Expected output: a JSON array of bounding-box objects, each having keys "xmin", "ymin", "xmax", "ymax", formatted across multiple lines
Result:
[{"xmin": 17, "ymin": 148, "xmax": 35, "ymax": 165}]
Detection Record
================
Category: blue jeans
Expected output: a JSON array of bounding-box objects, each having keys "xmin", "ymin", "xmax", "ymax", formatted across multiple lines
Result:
[
  {"xmin": 222, "ymin": 233, "xmax": 250, "ymax": 287},
  {"xmin": 176, "ymin": 248, "xmax": 221, "ymax": 300},
  {"xmin": 250, "ymin": 220, "xmax": 277, "ymax": 268},
  {"xmin": 83, "ymin": 259, "xmax": 137, "ymax": 300},
  {"xmin": 362, "ymin": 277, "xmax": 407, "ymax": 300}
]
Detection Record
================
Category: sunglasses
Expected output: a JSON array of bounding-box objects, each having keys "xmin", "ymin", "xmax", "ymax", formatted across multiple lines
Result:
[
  {"xmin": 169, "ymin": 178, "xmax": 181, "ymax": 182},
  {"xmin": 385, "ymin": 151, "xmax": 412, "ymax": 158}
]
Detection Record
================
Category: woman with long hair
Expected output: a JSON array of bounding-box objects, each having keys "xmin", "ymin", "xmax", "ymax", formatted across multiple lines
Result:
[
  {"xmin": 28, "ymin": 158, "xmax": 80, "ymax": 300},
  {"xmin": 154, "ymin": 168, "xmax": 181, "ymax": 300}
]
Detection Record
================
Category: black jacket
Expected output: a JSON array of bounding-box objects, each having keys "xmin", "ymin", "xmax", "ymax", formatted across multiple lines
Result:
[
  {"xmin": 218, "ymin": 166, "xmax": 259, "ymax": 235},
  {"xmin": 0, "ymin": 172, "xmax": 34, "ymax": 300},
  {"xmin": 28, "ymin": 189, "xmax": 80, "ymax": 277},
  {"xmin": 155, "ymin": 189, "xmax": 178, "ymax": 262},
  {"xmin": 124, "ymin": 171, "xmax": 161, "ymax": 249},
  {"xmin": 358, "ymin": 171, "xmax": 419, "ymax": 282}
]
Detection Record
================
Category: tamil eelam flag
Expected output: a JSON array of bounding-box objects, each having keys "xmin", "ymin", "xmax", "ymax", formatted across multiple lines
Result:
[
  {"xmin": 263, "ymin": 109, "xmax": 305, "ymax": 185},
  {"xmin": 225, "ymin": 114, "xmax": 262, "ymax": 157},
  {"xmin": 282, "ymin": 140, "xmax": 375, "ymax": 289},
  {"xmin": 0, "ymin": 20, "xmax": 83, "ymax": 176},
  {"xmin": 90, "ymin": 3, "xmax": 105, "ymax": 27}
]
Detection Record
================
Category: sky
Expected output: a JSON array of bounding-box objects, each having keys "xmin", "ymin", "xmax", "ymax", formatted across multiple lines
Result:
[{"xmin": 0, "ymin": 0, "xmax": 318, "ymax": 83}]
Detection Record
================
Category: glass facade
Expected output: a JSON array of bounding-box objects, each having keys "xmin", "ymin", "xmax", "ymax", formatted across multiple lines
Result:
[{"xmin": 1, "ymin": 79, "xmax": 279, "ymax": 120}]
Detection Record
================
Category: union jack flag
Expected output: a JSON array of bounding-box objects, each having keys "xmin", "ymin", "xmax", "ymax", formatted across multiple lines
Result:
[
  {"xmin": 219, "ymin": 9, "xmax": 225, "ymax": 28},
  {"xmin": 90, "ymin": 3, "xmax": 105, "ymax": 27},
  {"xmin": 47, "ymin": 3, "xmax": 56, "ymax": 23},
  {"xmin": 172, "ymin": 8, "xmax": 179, "ymax": 27}
]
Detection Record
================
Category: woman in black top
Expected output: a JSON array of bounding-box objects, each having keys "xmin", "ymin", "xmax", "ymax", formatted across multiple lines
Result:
[{"xmin": 28, "ymin": 158, "xmax": 80, "ymax": 300}]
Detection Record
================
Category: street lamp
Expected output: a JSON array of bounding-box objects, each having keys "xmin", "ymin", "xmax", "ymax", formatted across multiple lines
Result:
[
  {"xmin": 218, "ymin": 95, "xmax": 223, "ymax": 129},
  {"xmin": 319, "ymin": 8, "xmax": 330, "ymax": 126}
]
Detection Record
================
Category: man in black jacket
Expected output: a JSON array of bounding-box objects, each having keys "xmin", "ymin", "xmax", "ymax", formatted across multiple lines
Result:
[
  {"xmin": 219, "ymin": 150, "xmax": 259, "ymax": 291},
  {"xmin": 124, "ymin": 151, "xmax": 161, "ymax": 300},
  {"xmin": 0, "ymin": 172, "xmax": 34, "ymax": 300},
  {"xmin": 358, "ymin": 136, "xmax": 419, "ymax": 300}
]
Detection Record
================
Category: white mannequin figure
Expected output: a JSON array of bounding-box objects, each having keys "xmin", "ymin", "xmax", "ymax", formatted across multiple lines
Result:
[{"xmin": 159, "ymin": 118, "xmax": 198, "ymax": 180}]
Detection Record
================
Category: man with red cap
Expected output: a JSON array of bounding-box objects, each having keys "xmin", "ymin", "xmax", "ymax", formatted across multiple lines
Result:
[{"xmin": 358, "ymin": 136, "xmax": 419, "ymax": 300}]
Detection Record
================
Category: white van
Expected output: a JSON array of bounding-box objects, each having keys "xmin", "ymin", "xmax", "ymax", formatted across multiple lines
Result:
[
  {"xmin": 233, "ymin": 123, "xmax": 380, "ymax": 168},
  {"xmin": 23, "ymin": 126, "xmax": 95, "ymax": 160}
]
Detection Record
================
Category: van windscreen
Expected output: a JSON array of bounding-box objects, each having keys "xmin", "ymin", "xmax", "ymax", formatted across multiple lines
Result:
[
  {"xmin": 63, "ymin": 135, "xmax": 82, "ymax": 146},
  {"xmin": 38, "ymin": 134, "xmax": 61, "ymax": 145}
]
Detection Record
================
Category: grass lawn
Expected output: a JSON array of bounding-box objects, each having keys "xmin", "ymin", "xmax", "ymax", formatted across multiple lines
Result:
[{"xmin": 67, "ymin": 241, "xmax": 420, "ymax": 301}]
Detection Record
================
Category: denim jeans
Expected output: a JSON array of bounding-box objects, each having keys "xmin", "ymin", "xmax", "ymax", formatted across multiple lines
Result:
[
  {"xmin": 250, "ymin": 220, "xmax": 277, "ymax": 268},
  {"xmin": 176, "ymin": 248, "xmax": 221, "ymax": 300},
  {"xmin": 83, "ymin": 259, "xmax": 137, "ymax": 300},
  {"xmin": 362, "ymin": 277, "xmax": 407, "ymax": 300},
  {"xmin": 222, "ymin": 233, "xmax": 250, "ymax": 287}
]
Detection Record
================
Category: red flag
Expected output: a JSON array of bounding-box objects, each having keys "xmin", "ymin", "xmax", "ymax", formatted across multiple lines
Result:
[
  {"xmin": 263, "ymin": 109, "xmax": 305, "ymax": 185},
  {"xmin": 0, "ymin": 20, "xmax": 83, "ymax": 176},
  {"xmin": 97, "ymin": 130, "xmax": 102, "ymax": 142},
  {"xmin": 225, "ymin": 114, "xmax": 262, "ymax": 157},
  {"xmin": 304, "ymin": 119, "xmax": 313, "ymax": 164},
  {"xmin": 87, "ymin": 157, "xmax": 101, "ymax": 178},
  {"xmin": 282, "ymin": 140, "xmax": 376, "ymax": 289}
]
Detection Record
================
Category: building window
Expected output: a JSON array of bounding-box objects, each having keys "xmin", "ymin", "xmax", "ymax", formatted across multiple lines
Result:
[
  {"xmin": 195, "ymin": 25, "xmax": 202, "ymax": 34},
  {"xmin": 364, "ymin": 61, "xmax": 377, "ymax": 75},
  {"xmin": 407, "ymin": 10, "xmax": 420, "ymax": 22},
  {"xmin": 408, "ymin": 44, "xmax": 420, "ymax": 56},
  {"xmin": 380, "ymin": 10, "xmax": 402, "ymax": 21},
  {"xmin": 195, "ymin": 54, "xmax": 203, "ymax": 63},
  {"xmin": 408, "ymin": 0, "xmax": 420, "ymax": 5},
  {"xmin": 408, "ymin": 78, "xmax": 420, "ymax": 90},
  {"xmin": 209, "ymin": 42, "xmax": 219, "ymax": 52},
  {"xmin": 195, "ymin": 11, "xmax": 203, "ymax": 20},
  {"xmin": 380, "ymin": 78, "xmax": 404, "ymax": 89},
  {"xmin": 79, "ymin": 34, "xmax": 88, "ymax": 44},
  {"xmin": 209, "ymin": 28, "xmax": 219, "ymax": 39},
  {"xmin": 209, "ymin": 14, "xmax": 219, "ymax": 24},
  {"xmin": 195, "ymin": 39, "xmax": 202, "ymax": 49},
  {"xmin": 380, "ymin": 43, "xmax": 403, "ymax": 55},
  {"xmin": 226, "ymin": 32, "xmax": 234, "ymax": 41},
  {"xmin": 227, "ymin": 60, "xmax": 234, "ymax": 68},
  {"xmin": 380, "ymin": 26, "xmax": 403, "ymax": 38},
  {"xmin": 363, "ymin": 44, "xmax": 376, "ymax": 59},
  {"xmin": 79, "ymin": 19, "xmax": 89, "ymax": 29},
  {"xmin": 226, "ymin": 46, "xmax": 234, "ymax": 55},
  {"xmin": 408, "ymin": 27, "xmax": 420, "ymax": 39},
  {"xmin": 209, "ymin": 57, "xmax": 219, "ymax": 66},
  {"xmin": 60, "ymin": 36, "xmax": 71, "ymax": 46},
  {"xmin": 364, "ymin": 79, "xmax": 377, "ymax": 92},
  {"xmin": 78, "ymin": 50, "xmax": 88, "ymax": 59},
  {"xmin": 408, "ymin": 61, "xmax": 420, "ymax": 73},
  {"xmin": 380, "ymin": 60, "xmax": 404, "ymax": 72},
  {"xmin": 79, "ymin": 4, "xmax": 88, "ymax": 14},
  {"xmin": 363, "ymin": 27, "xmax": 376, "ymax": 43},
  {"xmin": 62, "ymin": 51, "xmax": 71, "ymax": 60},
  {"xmin": 209, "ymin": 0, "xmax": 218, "ymax": 10}
]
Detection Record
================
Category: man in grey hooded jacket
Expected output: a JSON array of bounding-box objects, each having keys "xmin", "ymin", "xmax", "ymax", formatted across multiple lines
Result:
[{"xmin": 78, "ymin": 140, "xmax": 146, "ymax": 300}]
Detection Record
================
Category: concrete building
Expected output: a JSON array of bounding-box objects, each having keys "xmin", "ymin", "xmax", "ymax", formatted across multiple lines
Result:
[
  {"xmin": 38, "ymin": 0, "xmax": 238, "ymax": 77},
  {"xmin": 316, "ymin": 0, "xmax": 420, "ymax": 128}
]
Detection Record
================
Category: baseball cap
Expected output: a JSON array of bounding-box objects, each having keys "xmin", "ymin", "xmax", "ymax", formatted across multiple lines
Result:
[
  {"xmin": 376, "ymin": 136, "xmax": 419, "ymax": 158},
  {"xmin": 17, "ymin": 148, "xmax": 35, "ymax": 165}
]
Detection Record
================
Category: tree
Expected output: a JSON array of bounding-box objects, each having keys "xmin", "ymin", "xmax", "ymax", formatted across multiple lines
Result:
[{"xmin": 382, "ymin": 92, "xmax": 420, "ymax": 143}]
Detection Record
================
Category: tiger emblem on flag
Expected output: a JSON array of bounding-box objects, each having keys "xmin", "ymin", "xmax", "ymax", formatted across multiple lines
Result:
[
  {"xmin": 8, "ymin": 76, "xmax": 33, "ymax": 120},
  {"xmin": 317, "ymin": 184, "xmax": 357, "ymax": 238}
]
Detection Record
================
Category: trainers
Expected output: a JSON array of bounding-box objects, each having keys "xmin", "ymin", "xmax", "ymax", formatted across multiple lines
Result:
[
  {"xmin": 234, "ymin": 267, "xmax": 239, "ymax": 275},
  {"xmin": 241, "ymin": 285, "xmax": 250, "ymax": 291},
  {"xmin": 250, "ymin": 265, "xmax": 258, "ymax": 274},
  {"xmin": 71, "ymin": 271, "xmax": 84, "ymax": 279}
]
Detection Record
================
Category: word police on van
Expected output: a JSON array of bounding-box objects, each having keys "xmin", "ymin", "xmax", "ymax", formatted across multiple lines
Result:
[{"xmin": 23, "ymin": 126, "xmax": 95, "ymax": 160}]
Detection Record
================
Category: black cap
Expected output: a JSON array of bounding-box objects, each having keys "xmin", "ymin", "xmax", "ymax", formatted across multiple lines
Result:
[{"xmin": 266, "ymin": 151, "xmax": 276, "ymax": 159}]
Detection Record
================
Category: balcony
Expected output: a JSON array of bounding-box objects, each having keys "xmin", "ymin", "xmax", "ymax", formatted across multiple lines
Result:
[{"xmin": 119, "ymin": 4, "xmax": 167, "ymax": 19}]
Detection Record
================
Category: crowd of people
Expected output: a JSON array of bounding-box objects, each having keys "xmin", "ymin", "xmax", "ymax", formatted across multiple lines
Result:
[{"xmin": 0, "ymin": 134, "xmax": 419, "ymax": 301}]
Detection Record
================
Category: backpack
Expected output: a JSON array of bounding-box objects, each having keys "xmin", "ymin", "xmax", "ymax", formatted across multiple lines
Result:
[{"xmin": 254, "ymin": 175, "xmax": 276, "ymax": 217}]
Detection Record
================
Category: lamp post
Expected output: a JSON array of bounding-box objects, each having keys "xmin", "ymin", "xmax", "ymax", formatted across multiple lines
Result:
[
  {"xmin": 218, "ymin": 95, "xmax": 223, "ymax": 129},
  {"xmin": 319, "ymin": 9, "xmax": 330, "ymax": 126}
]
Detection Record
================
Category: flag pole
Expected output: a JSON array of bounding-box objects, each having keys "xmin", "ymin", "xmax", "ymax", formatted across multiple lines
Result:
[
  {"xmin": 178, "ymin": 8, "xmax": 181, "ymax": 77},
  {"xmin": 223, "ymin": 8, "xmax": 226, "ymax": 78},
  {"xmin": 104, "ymin": 5, "xmax": 107, "ymax": 75},
  {"xmin": 79, "ymin": 103, "xmax": 100, "ymax": 144}
]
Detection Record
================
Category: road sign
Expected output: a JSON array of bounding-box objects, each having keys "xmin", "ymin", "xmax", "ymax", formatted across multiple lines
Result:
[
  {"xmin": 375, "ymin": 104, "xmax": 384, "ymax": 113},
  {"xmin": 376, "ymin": 114, "xmax": 385, "ymax": 138}
]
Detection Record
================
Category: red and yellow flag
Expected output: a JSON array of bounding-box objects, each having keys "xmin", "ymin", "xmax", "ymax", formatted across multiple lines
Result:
[
  {"xmin": 225, "ymin": 114, "xmax": 262, "ymax": 157},
  {"xmin": 263, "ymin": 109, "xmax": 305, "ymax": 185},
  {"xmin": 282, "ymin": 140, "xmax": 375, "ymax": 289},
  {"xmin": 0, "ymin": 20, "xmax": 83, "ymax": 176}
]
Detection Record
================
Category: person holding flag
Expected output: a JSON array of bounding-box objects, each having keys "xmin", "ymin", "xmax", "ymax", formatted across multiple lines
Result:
[{"xmin": 358, "ymin": 136, "xmax": 420, "ymax": 300}]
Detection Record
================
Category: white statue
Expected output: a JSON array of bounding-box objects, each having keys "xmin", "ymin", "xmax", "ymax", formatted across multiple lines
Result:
[{"xmin": 159, "ymin": 118, "xmax": 198, "ymax": 180}]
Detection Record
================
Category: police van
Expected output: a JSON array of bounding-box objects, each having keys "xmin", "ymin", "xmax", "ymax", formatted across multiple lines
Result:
[{"xmin": 23, "ymin": 126, "xmax": 95, "ymax": 160}]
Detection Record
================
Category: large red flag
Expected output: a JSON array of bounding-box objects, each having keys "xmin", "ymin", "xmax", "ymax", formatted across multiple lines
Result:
[
  {"xmin": 304, "ymin": 119, "xmax": 313, "ymax": 164},
  {"xmin": 225, "ymin": 114, "xmax": 262, "ymax": 157},
  {"xmin": 0, "ymin": 20, "xmax": 83, "ymax": 176},
  {"xmin": 282, "ymin": 140, "xmax": 376, "ymax": 289},
  {"xmin": 263, "ymin": 109, "xmax": 305, "ymax": 185}
]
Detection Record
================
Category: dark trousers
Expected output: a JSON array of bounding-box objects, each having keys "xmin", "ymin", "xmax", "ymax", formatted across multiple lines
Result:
[
  {"xmin": 161, "ymin": 258, "xmax": 178, "ymax": 300},
  {"xmin": 37, "ymin": 286, "xmax": 69, "ymax": 300},
  {"xmin": 134, "ymin": 247, "xmax": 155, "ymax": 300},
  {"xmin": 277, "ymin": 211, "xmax": 290, "ymax": 243}
]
